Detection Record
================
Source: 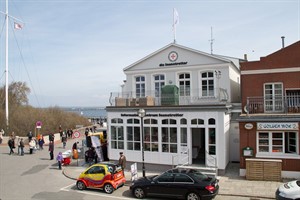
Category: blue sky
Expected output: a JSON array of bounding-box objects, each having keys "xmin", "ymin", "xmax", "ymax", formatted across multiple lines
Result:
[{"xmin": 0, "ymin": 0, "xmax": 299, "ymax": 108}]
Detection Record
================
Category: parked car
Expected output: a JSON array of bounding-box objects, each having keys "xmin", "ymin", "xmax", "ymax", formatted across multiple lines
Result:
[
  {"xmin": 76, "ymin": 162, "xmax": 126, "ymax": 194},
  {"xmin": 130, "ymin": 168, "xmax": 219, "ymax": 200},
  {"xmin": 276, "ymin": 180, "xmax": 300, "ymax": 200}
]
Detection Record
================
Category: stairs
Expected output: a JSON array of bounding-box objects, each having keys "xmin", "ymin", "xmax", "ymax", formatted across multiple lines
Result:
[{"xmin": 176, "ymin": 165, "xmax": 218, "ymax": 177}]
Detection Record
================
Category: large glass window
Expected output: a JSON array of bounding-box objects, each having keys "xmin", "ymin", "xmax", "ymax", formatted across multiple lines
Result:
[
  {"xmin": 144, "ymin": 118, "xmax": 158, "ymax": 152},
  {"xmin": 264, "ymin": 83, "xmax": 283, "ymax": 112},
  {"xmin": 179, "ymin": 73, "xmax": 190, "ymax": 96},
  {"xmin": 257, "ymin": 132, "xmax": 298, "ymax": 154},
  {"xmin": 111, "ymin": 126, "xmax": 124, "ymax": 149},
  {"xmin": 201, "ymin": 72, "xmax": 214, "ymax": 97},
  {"xmin": 136, "ymin": 76, "xmax": 145, "ymax": 97},
  {"xmin": 161, "ymin": 119, "xmax": 177, "ymax": 153},
  {"xmin": 127, "ymin": 118, "xmax": 140, "ymax": 151}
]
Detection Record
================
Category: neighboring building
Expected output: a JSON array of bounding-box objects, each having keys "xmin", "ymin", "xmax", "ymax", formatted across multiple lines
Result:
[
  {"xmin": 106, "ymin": 43, "xmax": 243, "ymax": 175},
  {"xmin": 238, "ymin": 40, "xmax": 300, "ymax": 179}
]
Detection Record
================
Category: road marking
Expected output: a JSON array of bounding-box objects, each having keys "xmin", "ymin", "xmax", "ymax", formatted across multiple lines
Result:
[
  {"xmin": 60, "ymin": 184, "xmax": 136, "ymax": 199},
  {"xmin": 60, "ymin": 183, "xmax": 75, "ymax": 191}
]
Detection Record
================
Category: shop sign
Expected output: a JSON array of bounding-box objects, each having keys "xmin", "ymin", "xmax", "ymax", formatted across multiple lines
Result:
[
  {"xmin": 244, "ymin": 123, "xmax": 253, "ymax": 130},
  {"xmin": 257, "ymin": 122, "xmax": 298, "ymax": 130}
]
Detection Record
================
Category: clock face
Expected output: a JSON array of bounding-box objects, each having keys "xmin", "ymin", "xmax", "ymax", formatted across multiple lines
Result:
[{"xmin": 168, "ymin": 51, "xmax": 178, "ymax": 62}]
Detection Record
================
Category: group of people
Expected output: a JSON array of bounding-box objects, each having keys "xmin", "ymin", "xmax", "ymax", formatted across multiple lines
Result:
[{"xmin": 4, "ymin": 125, "xmax": 128, "ymax": 173}]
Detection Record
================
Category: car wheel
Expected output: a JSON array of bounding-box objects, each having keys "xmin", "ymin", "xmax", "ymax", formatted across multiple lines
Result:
[
  {"xmin": 186, "ymin": 192, "xmax": 200, "ymax": 200},
  {"xmin": 103, "ymin": 183, "xmax": 114, "ymax": 194},
  {"xmin": 133, "ymin": 187, "xmax": 145, "ymax": 199},
  {"xmin": 76, "ymin": 181, "xmax": 86, "ymax": 190}
]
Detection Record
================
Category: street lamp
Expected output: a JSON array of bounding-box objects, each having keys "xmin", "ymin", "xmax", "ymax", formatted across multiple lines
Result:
[{"xmin": 137, "ymin": 108, "xmax": 146, "ymax": 177}]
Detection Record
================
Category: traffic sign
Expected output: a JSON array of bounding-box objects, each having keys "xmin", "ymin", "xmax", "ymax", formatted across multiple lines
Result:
[
  {"xmin": 73, "ymin": 131, "xmax": 80, "ymax": 138},
  {"xmin": 36, "ymin": 121, "xmax": 42, "ymax": 129}
]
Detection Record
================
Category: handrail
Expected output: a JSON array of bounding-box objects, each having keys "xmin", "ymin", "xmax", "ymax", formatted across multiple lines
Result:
[
  {"xmin": 205, "ymin": 150, "xmax": 217, "ymax": 173},
  {"xmin": 172, "ymin": 149, "xmax": 189, "ymax": 168}
]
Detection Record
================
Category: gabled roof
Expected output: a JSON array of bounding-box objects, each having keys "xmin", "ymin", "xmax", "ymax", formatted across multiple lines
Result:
[{"xmin": 123, "ymin": 42, "xmax": 241, "ymax": 71}]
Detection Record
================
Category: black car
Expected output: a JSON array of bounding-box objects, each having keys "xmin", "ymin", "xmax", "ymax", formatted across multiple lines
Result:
[{"xmin": 130, "ymin": 168, "xmax": 219, "ymax": 200}]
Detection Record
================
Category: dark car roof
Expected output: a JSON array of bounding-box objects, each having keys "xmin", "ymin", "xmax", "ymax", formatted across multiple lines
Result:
[{"xmin": 167, "ymin": 168, "xmax": 206, "ymax": 175}]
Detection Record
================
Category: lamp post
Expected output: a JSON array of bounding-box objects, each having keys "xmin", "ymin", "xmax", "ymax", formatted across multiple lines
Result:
[{"xmin": 137, "ymin": 108, "xmax": 146, "ymax": 177}]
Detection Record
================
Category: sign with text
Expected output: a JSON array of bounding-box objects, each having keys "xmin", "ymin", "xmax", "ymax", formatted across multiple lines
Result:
[{"xmin": 257, "ymin": 122, "xmax": 298, "ymax": 130}]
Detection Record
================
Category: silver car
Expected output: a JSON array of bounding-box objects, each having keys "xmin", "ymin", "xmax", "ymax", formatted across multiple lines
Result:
[{"xmin": 275, "ymin": 180, "xmax": 300, "ymax": 200}]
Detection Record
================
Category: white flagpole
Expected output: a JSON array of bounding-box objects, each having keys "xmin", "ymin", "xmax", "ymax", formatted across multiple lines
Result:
[
  {"xmin": 173, "ymin": 8, "xmax": 179, "ymax": 43},
  {"xmin": 5, "ymin": 0, "xmax": 9, "ymax": 129}
]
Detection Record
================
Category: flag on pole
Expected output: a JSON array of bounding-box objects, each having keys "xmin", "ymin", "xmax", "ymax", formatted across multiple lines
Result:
[
  {"xmin": 14, "ymin": 22, "xmax": 23, "ymax": 30},
  {"xmin": 172, "ymin": 8, "xmax": 179, "ymax": 43},
  {"xmin": 173, "ymin": 8, "xmax": 179, "ymax": 30}
]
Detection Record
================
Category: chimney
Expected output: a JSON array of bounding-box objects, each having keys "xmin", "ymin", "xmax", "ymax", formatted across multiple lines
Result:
[
  {"xmin": 244, "ymin": 54, "xmax": 248, "ymax": 61},
  {"xmin": 281, "ymin": 36, "xmax": 285, "ymax": 48}
]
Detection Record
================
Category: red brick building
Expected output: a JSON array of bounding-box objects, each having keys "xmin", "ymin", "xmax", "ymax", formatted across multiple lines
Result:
[{"xmin": 238, "ymin": 41, "xmax": 300, "ymax": 180}]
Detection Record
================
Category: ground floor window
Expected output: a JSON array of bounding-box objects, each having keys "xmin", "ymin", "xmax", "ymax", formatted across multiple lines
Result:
[
  {"xmin": 144, "ymin": 127, "xmax": 159, "ymax": 152},
  {"xmin": 257, "ymin": 131, "xmax": 298, "ymax": 154},
  {"xmin": 111, "ymin": 126, "xmax": 124, "ymax": 149},
  {"xmin": 162, "ymin": 127, "xmax": 177, "ymax": 153},
  {"xmin": 127, "ymin": 126, "xmax": 141, "ymax": 151},
  {"xmin": 208, "ymin": 128, "xmax": 216, "ymax": 155}
]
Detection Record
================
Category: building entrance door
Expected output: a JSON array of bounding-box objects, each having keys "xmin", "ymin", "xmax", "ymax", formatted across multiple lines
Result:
[{"xmin": 191, "ymin": 128, "xmax": 205, "ymax": 165}]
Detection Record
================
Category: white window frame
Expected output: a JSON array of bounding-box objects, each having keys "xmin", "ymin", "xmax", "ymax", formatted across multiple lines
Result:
[
  {"xmin": 264, "ymin": 82, "xmax": 283, "ymax": 112},
  {"xmin": 256, "ymin": 131, "xmax": 299, "ymax": 157}
]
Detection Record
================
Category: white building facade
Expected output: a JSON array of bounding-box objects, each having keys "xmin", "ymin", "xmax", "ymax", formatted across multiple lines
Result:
[{"xmin": 106, "ymin": 43, "xmax": 242, "ymax": 174}]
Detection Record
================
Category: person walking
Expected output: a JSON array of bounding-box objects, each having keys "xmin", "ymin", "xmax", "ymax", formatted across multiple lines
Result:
[
  {"xmin": 0, "ymin": 129, "xmax": 3, "ymax": 144},
  {"xmin": 49, "ymin": 141, "xmax": 54, "ymax": 160},
  {"xmin": 56, "ymin": 152, "xmax": 63, "ymax": 170},
  {"xmin": 27, "ymin": 131, "xmax": 33, "ymax": 142},
  {"xmin": 38, "ymin": 135, "xmax": 45, "ymax": 150},
  {"xmin": 8, "ymin": 136, "xmax": 15, "ymax": 155},
  {"xmin": 61, "ymin": 132, "xmax": 67, "ymax": 149},
  {"xmin": 29, "ymin": 138, "xmax": 36, "ymax": 154},
  {"xmin": 118, "ymin": 152, "xmax": 126, "ymax": 173},
  {"xmin": 19, "ymin": 138, "xmax": 25, "ymax": 156}
]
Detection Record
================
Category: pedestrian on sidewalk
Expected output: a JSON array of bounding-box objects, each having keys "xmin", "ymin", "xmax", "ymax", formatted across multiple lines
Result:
[
  {"xmin": 19, "ymin": 138, "xmax": 24, "ymax": 156},
  {"xmin": 8, "ymin": 136, "xmax": 15, "ymax": 155},
  {"xmin": 38, "ymin": 135, "xmax": 44, "ymax": 150},
  {"xmin": 61, "ymin": 132, "xmax": 67, "ymax": 149},
  {"xmin": 0, "ymin": 129, "xmax": 3, "ymax": 144},
  {"xmin": 29, "ymin": 138, "xmax": 36, "ymax": 154},
  {"xmin": 27, "ymin": 131, "xmax": 33, "ymax": 142},
  {"xmin": 118, "ymin": 152, "xmax": 126, "ymax": 174},
  {"xmin": 49, "ymin": 141, "xmax": 54, "ymax": 160},
  {"xmin": 56, "ymin": 152, "xmax": 63, "ymax": 170}
]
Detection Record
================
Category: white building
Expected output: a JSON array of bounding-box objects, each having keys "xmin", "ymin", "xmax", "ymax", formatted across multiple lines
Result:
[{"xmin": 106, "ymin": 43, "xmax": 242, "ymax": 174}]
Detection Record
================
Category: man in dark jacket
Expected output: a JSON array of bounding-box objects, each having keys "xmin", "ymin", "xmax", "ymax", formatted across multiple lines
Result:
[{"xmin": 8, "ymin": 137, "xmax": 15, "ymax": 155}]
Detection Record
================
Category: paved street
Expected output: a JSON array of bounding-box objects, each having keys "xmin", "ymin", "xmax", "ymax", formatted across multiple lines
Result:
[{"xmin": 0, "ymin": 135, "xmax": 286, "ymax": 200}]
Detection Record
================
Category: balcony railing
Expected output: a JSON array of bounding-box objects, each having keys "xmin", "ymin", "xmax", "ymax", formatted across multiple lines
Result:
[
  {"xmin": 109, "ymin": 88, "xmax": 228, "ymax": 107},
  {"xmin": 245, "ymin": 95, "xmax": 300, "ymax": 114}
]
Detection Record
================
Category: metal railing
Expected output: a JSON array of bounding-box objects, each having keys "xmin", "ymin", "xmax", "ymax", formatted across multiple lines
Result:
[
  {"xmin": 245, "ymin": 95, "xmax": 300, "ymax": 114},
  {"xmin": 205, "ymin": 150, "xmax": 218, "ymax": 176},
  {"xmin": 109, "ymin": 88, "xmax": 228, "ymax": 107}
]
